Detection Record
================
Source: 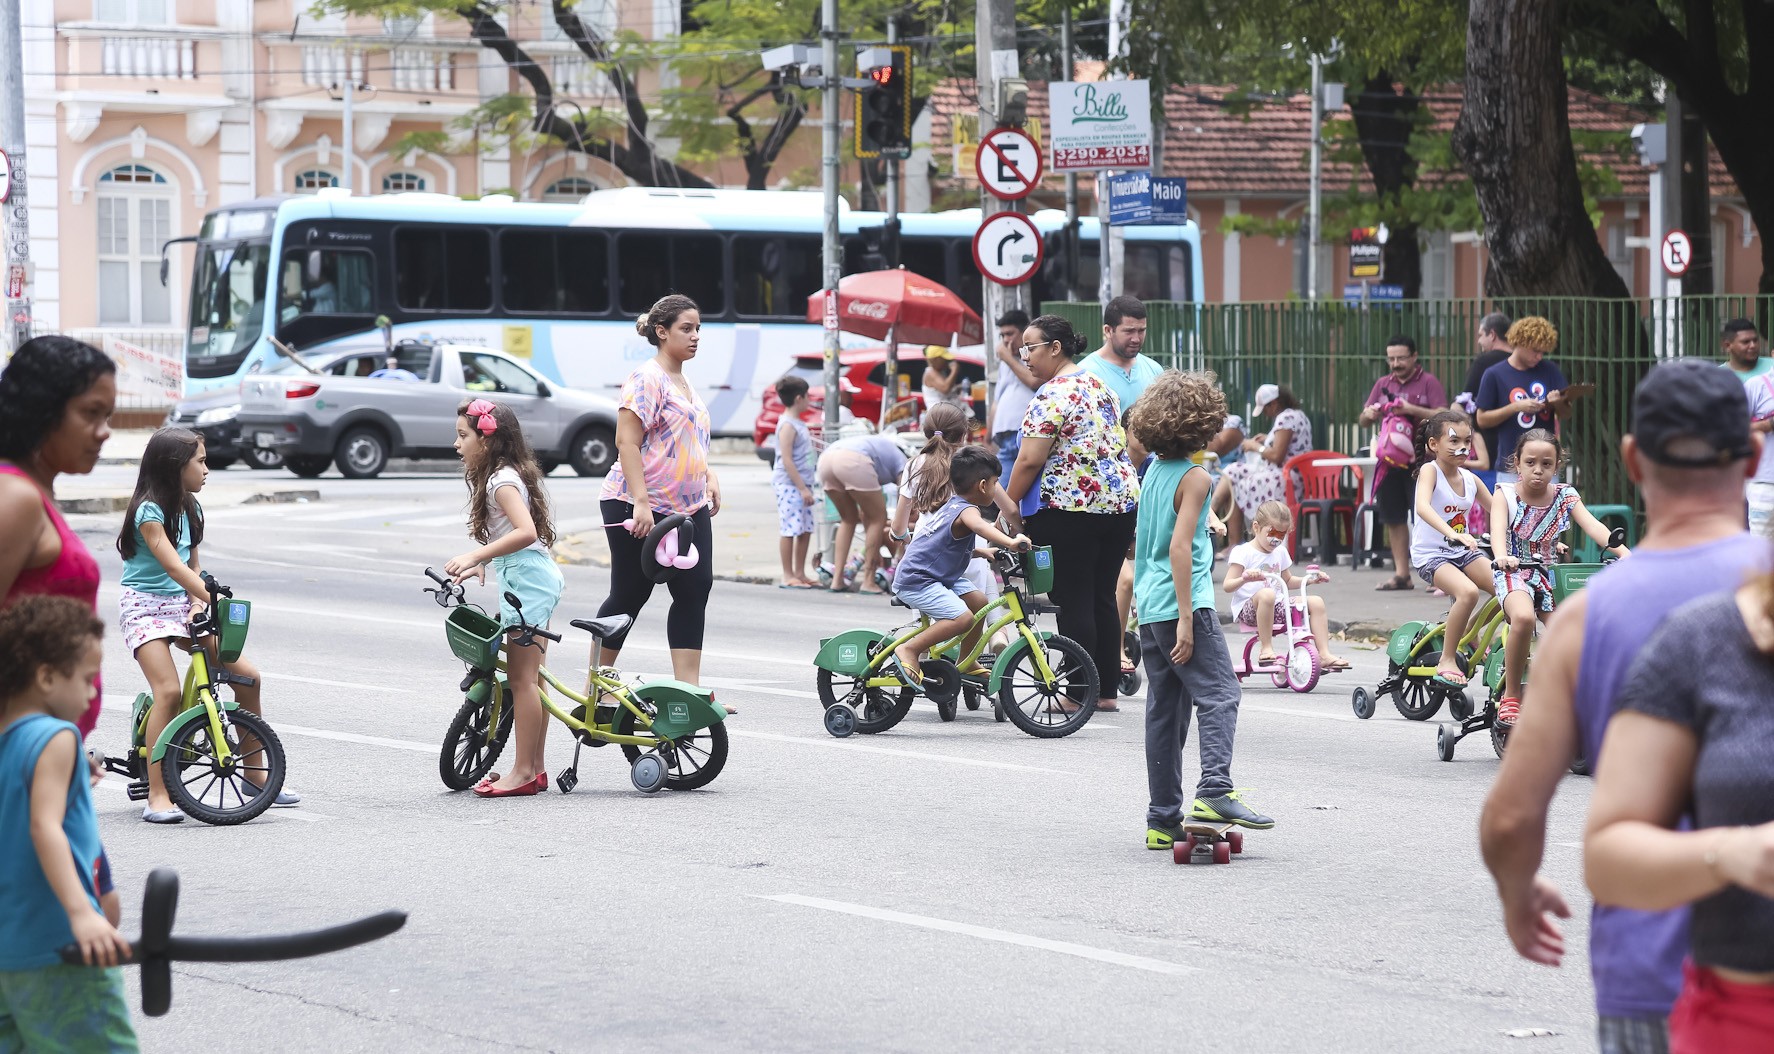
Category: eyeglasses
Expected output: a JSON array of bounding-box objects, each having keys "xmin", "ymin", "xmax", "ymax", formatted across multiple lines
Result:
[{"xmin": 1018, "ymin": 339, "xmax": 1057, "ymax": 356}]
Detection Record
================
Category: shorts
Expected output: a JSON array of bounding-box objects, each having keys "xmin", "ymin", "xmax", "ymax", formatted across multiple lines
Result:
[
  {"xmin": 818, "ymin": 449, "xmax": 882, "ymax": 492},
  {"xmin": 491, "ymin": 548, "xmax": 564, "ymax": 632},
  {"xmin": 1376, "ymin": 466, "xmax": 1414, "ymax": 525},
  {"xmin": 0, "ymin": 963, "xmax": 139, "ymax": 1052},
  {"xmin": 1747, "ymin": 481, "xmax": 1774, "ymax": 540},
  {"xmin": 118, "ymin": 587, "xmax": 190, "ymax": 653},
  {"xmin": 894, "ymin": 577, "xmax": 981, "ymax": 621},
  {"xmin": 1233, "ymin": 594, "xmax": 1304, "ymax": 629},
  {"xmin": 1414, "ymin": 546, "xmax": 1484, "ymax": 587},
  {"xmin": 1597, "ymin": 1014, "xmax": 1669, "ymax": 1054},
  {"xmin": 1494, "ymin": 564, "xmax": 1555, "ymax": 612},
  {"xmin": 773, "ymin": 478, "xmax": 814, "ymax": 537},
  {"xmin": 1670, "ymin": 961, "xmax": 1774, "ymax": 1054}
]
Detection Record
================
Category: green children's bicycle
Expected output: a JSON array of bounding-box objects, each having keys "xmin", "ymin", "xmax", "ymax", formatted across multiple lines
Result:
[
  {"xmin": 102, "ymin": 573, "xmax": 288, "ymax": 825},
  {"xmin": 423, "ymin": 569, "xmax": 728, "ymax": 794},
  {"xmin": 812, "ymin": 546, "xmax": 1100, "ymax": 739}
]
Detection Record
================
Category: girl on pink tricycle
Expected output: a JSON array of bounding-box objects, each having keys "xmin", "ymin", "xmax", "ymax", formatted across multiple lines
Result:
[{"xmin": 1221, "ymin": 502, "xmax": 1350, "ymax": 690}]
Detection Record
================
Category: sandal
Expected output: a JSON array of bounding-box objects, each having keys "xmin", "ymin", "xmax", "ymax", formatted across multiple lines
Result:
[
  {"xmin": 1432, "ymin": 667, "xmax": 1469, "ymax": 688},
  {"xmin": 1375, "ymin": 575, "xmax": 1413, "ymax": 592},
  {"xmin": 1496, "ymin": 697, "xmax": 1521, "ymax": 727},
  {"xmin": 1320, "ymin": 656, "xmax": 1352, "ymax": 672}
]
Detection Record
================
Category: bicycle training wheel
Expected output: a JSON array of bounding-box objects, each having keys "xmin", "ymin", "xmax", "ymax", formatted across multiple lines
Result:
[
  {"xmin": 440, "ymin": 687, "xmax": 513, "ymax": 790},
  {"xmin": 816, "ymin": 667, "xmax": 914, "ymax": 735},
  {"xmin": 160, "ymin": 709, "xmax": 285, "ymax": 826},
  {"xmin": 995, "ymin": 634, "xmax": 1098, "ymax": 738},
  {"xmin": 618, "ymin": 694, "xmax": 729, "ymax": 790}
]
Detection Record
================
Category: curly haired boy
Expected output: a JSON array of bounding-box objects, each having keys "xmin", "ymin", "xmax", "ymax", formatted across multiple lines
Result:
[{"xmin": 1475, "ymin": 314, "xmax": 1572, "ymax": 486}]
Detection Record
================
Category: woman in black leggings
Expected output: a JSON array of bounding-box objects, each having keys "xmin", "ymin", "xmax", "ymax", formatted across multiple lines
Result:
[{"xmin": 595, "ymin": 294, "xmax": 725, "ymax": 708}]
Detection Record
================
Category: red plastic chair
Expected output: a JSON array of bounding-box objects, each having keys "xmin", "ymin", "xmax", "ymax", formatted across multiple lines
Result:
[{"xmin": 1283, "ymin": 451, "xmax": 1362, "ymax": 565}]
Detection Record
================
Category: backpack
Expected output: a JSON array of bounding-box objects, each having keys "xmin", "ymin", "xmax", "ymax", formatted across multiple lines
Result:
[{"xmin": 1375, "ymin": 409, "xmax": 1415, "ymax": 470}]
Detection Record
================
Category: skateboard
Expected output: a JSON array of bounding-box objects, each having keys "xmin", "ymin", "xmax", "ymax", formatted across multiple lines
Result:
[{"xmin": 1173, "ymin": 821, "xmax": 1246, "ymax": 865}]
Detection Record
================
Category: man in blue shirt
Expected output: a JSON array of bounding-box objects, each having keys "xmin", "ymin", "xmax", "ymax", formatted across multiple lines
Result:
[
  {"xmin": 1476, "ymin": 315, "xmax": 1572, "ymax": 484},
  {"xmin": 1080, "ymin": 296, "xmax": 1165, "ymax": 417}
]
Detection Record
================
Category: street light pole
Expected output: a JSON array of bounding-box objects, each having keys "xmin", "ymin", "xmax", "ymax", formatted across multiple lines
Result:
[
  {"xmin": 818, "ymin": 0, "xmax": 842, "ymax": 565},
  {"xmin": 1, "ymin": 0, "xmax": 33, "ymax": 351},
  {"xmin": 1307, "ymin": 53, "xmax": 1322, "ymax": 301}
]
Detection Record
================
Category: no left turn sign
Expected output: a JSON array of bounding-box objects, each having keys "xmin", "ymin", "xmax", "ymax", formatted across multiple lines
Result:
[
  {"xmin": 1661, "ymin": 229, "xmax": 1692, "ymax": 277},
  {"xmin": 972, "ymin": 211, "xmax": 1043, "ymax": 286},
  {"xmin": 974, "ymin": 127, "xmax": 1042, "ymax": 201}
]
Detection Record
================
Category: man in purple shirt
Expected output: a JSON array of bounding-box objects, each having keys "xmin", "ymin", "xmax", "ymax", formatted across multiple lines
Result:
[
  {"xmin": 1480, "ymin": 360, "xmax": 1764, "ymax": 1054},
  {"xmin": 1357, "ymin": 335, "xmax": 1446, "ymax": 591}
]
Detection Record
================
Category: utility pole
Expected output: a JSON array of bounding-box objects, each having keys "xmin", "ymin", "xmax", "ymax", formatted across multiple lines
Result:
[
  {"xmin": 1307, "ymin": 53, "xmax": 1322, "ymax": 301},
  {"xmin": 1664, "ymin": 91, "xmax": 1712, "ymax": 297},
  {"xmin": 2, "ymin": 0, "xmax": 33, "ymax": 351},
  {"xmin": 1099, "ymin": 0, "xmax": 1130, "ymax": 311},
  {"xmin": 819, "ymin": 0, "xmax": 842, "ymax": 441},
  {"xmin": 977, "ymin": 0, "xmax": 1020, "ymax": 320},
  {"xmin": 341, "ymin": 78, "xmax": 355, "ymax": 192},
  {"xmin": 1061, "ymin": 5, "xmax": 1080, "ymax": 301}
]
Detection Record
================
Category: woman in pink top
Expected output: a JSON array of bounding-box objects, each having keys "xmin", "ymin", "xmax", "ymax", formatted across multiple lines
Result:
[
  {"xmin": 594, "ymin": 295, "xmax": 724, "ymax": 702},
  {"xmin": 0, "ymin": 336, "xmax": 118, "ymax": 739}
]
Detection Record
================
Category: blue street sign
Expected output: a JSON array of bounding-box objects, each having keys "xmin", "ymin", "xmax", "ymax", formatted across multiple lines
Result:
[
  {"xmin": 1370, "ymin": 284, "xmax": 1405, "ymax": 299},
  {"xmin": 1107, "ymin": 172, "xmax": 1153, "ymax": 225},
  {"xmin": 1150, "ymin": 177, "xmax": 1187, "ymax": 223}
]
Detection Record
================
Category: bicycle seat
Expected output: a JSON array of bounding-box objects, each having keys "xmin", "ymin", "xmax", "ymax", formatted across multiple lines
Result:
[
  {"xmin": 570, "ymin": 615, "xmax": 633, "ymax": 642},
  {"xmin": 1029, "ymin": 600, "xmax": 1060, "ymax": 615},
  {"xmin": 889, "ymin": 596, "xmax": 910, "ymax": 608}
]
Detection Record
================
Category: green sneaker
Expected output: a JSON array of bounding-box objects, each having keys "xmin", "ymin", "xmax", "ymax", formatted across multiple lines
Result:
[
  {"xmin": 1145, "ymin": 820, "xmax": 1186, "ymax": 850},
  {"xmin": 1189, "ymin": 790, "xmax": 1275, "ymax": 830}
]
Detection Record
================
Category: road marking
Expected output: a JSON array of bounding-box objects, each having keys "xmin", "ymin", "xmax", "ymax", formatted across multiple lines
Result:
[
  {"xmin": 753, "ymin": 894, "xmax": 1196, "ymax": 975},
  {"xmin": 280, "ymin": 504, "xmax": 426, "ymax": 524},
  {"xmin": 91, "ymin": 777, "xmax": 328, "ymax": 821},
  {"xmin": 401, "ymin": 511, "xmax": 479, "ymax": 528},
  {"xmin": 276, "ymin": 723, "xmax": 435, "ymax": 753},
  {"xmin": 201, "ymin": 550, "xmax": 413, "ymax": 581},
  {"xmin": 729, "ymin": 729, "xmax": 1075, "ymax": 774},
  {"xmin": 261, "ymin": 671, "xmax": 413, "ymax": 692},
  {"xmin": 1241, "ymin": 702, "xmax": 1361, "ymax": 723}
]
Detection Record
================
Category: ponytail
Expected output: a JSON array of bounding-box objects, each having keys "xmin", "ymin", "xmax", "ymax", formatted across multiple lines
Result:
[{"xmin": 907, "ymin": 403, "xmax": 970, "ymax": 511}]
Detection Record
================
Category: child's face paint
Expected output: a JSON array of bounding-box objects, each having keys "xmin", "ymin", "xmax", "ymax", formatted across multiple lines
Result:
[{"xmin": 1435, "ymin": 425, "xmax": 1472, "ymax": 462}]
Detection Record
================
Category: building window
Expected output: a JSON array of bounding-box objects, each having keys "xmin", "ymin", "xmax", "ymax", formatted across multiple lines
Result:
[
  {"xmin": 383, "ymin": 14, "xmax": 429, "ymax": 37},
  {"xmin": 542, "ymin": 177, "xmax": 595, "ymax": 203},
  {"xmin": 382, "ymin": 171, "xmax": 426, "ymax": 193},
  {"xmin": 294, "ymin": 169, "xmax": 339, "ymax": 193},
  {"xmin": 95, "ymin": 0, "xmax": 170, "ymax": 23},
  {"xmin": 96, "ymin": 164, "xmax": 173, "ymax": 326}
]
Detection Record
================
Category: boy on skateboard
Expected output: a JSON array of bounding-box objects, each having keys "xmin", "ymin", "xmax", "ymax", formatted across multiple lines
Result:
[{"xmin": 1126, "ymin": 371, "xmax": 1275, "ymax": 850}]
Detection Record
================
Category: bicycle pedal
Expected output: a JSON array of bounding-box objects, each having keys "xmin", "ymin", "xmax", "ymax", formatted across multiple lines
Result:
[
  {"xmin": 555, "ymin": 769, "xmax": 577, "ymax": 794},
  {"xmin": 125, "ymin": 781, "xmax": 149, "ymax": 801}
]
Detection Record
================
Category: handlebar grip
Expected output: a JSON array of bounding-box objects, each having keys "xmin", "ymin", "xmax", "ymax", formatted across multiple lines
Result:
[
  {"xmin": 536, "ymin": 628, "xmax": 563, "ymax": 643},
  {"xmin": 424, "ymin": 567, "xmax": 450, "ymax": 586}
]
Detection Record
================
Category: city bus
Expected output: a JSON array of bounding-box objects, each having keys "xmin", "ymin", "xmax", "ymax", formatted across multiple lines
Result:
[{"xmin": 179, "ymin": 187, "xmax": 1202, "ymax": 434}]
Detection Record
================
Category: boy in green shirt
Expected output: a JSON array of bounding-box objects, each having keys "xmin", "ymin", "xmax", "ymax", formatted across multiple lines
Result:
[{"xmin": 1126, "ymin": 371, "xmax": 1275, "ymax": 850}]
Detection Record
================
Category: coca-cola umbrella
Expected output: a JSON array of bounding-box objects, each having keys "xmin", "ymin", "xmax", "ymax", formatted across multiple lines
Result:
[{"xmin": 805, "ymin": 268, "xmax": 985, "ymax": 347}]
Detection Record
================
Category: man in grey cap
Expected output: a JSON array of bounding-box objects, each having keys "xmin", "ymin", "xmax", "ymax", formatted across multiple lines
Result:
[{"xmin": 1480, "ymin": 359, "xmax": 1766, "ymax": 1054}]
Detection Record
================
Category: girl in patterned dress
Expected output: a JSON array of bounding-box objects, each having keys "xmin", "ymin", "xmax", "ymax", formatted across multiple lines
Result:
[{"xmin": 1489, "ymin": 429, "xmax": 1630, "ymax": 725}]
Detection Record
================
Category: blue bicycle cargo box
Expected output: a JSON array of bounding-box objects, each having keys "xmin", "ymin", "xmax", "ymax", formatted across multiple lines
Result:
[{"xmin": 445, "ymin": 605, "xmax": 502, "ymax": 668}]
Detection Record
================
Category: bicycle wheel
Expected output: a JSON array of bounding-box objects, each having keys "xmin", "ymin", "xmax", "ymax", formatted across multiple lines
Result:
[
  {"xmin": 995, "ymin": 633, "xmax": 1098, "ymax": 738},
  {"xmin": 816, "ymin": 667, "xmax": 914, "ymax": 734},
  {"xmin": 440, "ymin": 687, "xmax": 513, "ymax": 790},
  {"xmin": 160, "ymin": 708, "xmax": 285, "ymax": 826},
  {"xmin": 617, "ymin": 694, "xmax": 729, "ymax": 790}
]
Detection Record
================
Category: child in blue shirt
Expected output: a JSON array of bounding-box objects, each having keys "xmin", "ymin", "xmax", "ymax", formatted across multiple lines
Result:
[
  {"xmin": 0, "ymin": 595, "xmax": 138, "ymax": 1051},
  {"xmin": 1126, "ymin": 371, "xmax": 1275, "ymax": 851}
]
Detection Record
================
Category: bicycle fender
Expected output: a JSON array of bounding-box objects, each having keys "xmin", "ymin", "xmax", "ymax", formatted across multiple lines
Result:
[
  {"xmin": 632, "ymin": 681, "xmax": 724, "ymax": 740},
  {"xmin": 813, "ymin": 630, "xmax": 890, "ymax": 675},
  {"xmin": 148, "ymin": 700, "xmax": 240, "ymax": 763},
  {"xmin": 463, "ymin": 671, "xmax": 504, "ymax": 706},
  {"xmin": 1386, "ymin": 621, "xmax": 1429, "ymax": 667},
  {"xmin": 986, "ymin": 629, "xmax": 1057, "ymax": 695}
]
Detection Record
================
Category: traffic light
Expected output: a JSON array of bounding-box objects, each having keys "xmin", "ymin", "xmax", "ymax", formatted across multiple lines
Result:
[
  {"xmin": 856, "ymin": 220, "xmax": 900, "ymax": 270},
  {"xmin": 855, "ymin": 46, "xmax": 912, "ymax": 160}
]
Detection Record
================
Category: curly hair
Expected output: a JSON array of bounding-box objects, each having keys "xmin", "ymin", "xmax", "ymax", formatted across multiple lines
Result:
[
  {"xmin": 1507, "ymin": 427, "xmax": 1566, "ymax": 473},
  {"xmin": 0, "ymin": 336, "xmax": 116, "ymax": 461},
  {"xmin": 457, "ymin": 400, "xmax": 557, "ymax": 549},
  {"xmin": 0, "ymin": 596, "xmax": 103, "ymax": 701},
  {"xmin": 636, "ymin": 294, "xmax": 700, "ymax": 347},
  {"xmin": 1506, "ymin": 315, "xmax": 1558, "ymax": 352},
  {"xmin": 1127, "ymin": 370, "xmax": 1227, "ymax": 460}
]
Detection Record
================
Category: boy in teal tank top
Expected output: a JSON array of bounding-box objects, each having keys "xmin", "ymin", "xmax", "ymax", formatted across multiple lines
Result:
[{"xmin": 1126, "ymin": 372, "xmax": 1274, "ymax": 849}]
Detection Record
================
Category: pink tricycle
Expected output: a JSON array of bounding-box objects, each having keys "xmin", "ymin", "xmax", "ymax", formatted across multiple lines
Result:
[{"xmin": 1233, "ymin": 565, "xmax": 1333, "ymax": 693}]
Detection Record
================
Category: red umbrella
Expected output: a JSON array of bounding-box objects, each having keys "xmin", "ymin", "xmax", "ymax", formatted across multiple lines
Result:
[{"xmin": 805, "ymin": 268, "xmax": 985, "ymax": 346}]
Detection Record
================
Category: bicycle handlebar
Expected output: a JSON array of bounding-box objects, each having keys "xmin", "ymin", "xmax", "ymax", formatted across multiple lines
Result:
[{"xmin": 421, "ymin": 567, "xmax": 467, "ymax": 608}]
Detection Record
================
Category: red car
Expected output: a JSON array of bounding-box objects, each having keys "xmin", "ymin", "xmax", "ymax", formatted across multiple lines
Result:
[{"xmin": 753, "ymin": 346, "xmax": 988, "ymax": 461}]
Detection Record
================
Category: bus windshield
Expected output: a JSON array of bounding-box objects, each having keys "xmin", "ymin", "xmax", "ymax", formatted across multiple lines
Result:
[{"xmin": 187, "ymin": 240, "xmax": 271, "ymax": 374}]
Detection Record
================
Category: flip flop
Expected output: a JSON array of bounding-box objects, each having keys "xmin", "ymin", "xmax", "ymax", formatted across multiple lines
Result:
[
  {"xmin": 1433, "ymin": 667, "xmax": 1469, "ymax": 688},
  {"xmin": 1321, "ymin": 658, "xmax": 1352, "ymax": 672},
  {"xmin": 1375, "ymin": 576, "xmax": 1413, "ymax": 592}
]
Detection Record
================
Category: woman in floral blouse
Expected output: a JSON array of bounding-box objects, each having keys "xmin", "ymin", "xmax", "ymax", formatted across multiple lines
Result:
[{"xmin": 1006, "ymin": 314, "xmax": 1141, "ymax": 714}]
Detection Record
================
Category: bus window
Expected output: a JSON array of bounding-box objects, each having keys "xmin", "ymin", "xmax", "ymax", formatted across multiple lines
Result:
[
  {"xmin": 499, "ymin": 229, "xmax": 610, "ymax": 314},
  {"xmin": 616, "ymin": 232, "xmax": 725, "ymax": 315},
  {"xmin": 900, "ymin": 238, "xmax": 946, "ymax": 285},
  {"xmin": 1124, "ymin": 244, "xmax": 1165, "ymax": 302},
  {"xmin": 949, "ymin": 240, "xmax": 984, "ymax": 313},
  {"xmin": 732, "ymin": 235, "xmax": 820, "ymax": 318},
  {"xmin": 277, "ymin": 249, "xmax": 375, "ymax": 323},
  {"xmin": 1166, "ymin": 246, "xmax": 1192, "ymax": 301},
  {"xmin": 395, "ymin": 228, "xmax": 492, "ymax": 312}
]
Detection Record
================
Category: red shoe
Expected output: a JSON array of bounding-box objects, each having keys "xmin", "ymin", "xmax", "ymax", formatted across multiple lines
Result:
[
  {"xmin": 1496, "ymin": 697, "xmax": 1521, "ymax": 727},
  {"xmin": 474, "ymin": 773, "xmax": 546, "ymax": 798}
]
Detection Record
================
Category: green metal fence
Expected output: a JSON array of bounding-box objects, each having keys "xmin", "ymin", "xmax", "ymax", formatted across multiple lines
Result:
[{"xmin": 1042, "ymin": 295, "xmax": 1774, "ymax": 510}]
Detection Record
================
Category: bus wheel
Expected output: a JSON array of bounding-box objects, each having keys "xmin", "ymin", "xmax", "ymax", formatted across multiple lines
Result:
[{"xmin": 570, "ymin": 426, "xmax": 616, "ymax": 477}]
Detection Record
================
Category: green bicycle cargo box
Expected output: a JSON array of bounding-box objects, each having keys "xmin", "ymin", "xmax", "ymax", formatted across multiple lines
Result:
[
  {"xmin": 217, "ymin": 599, "xmax": 252, "ymax": 662},
  {"xmin": 1551, "ymin": 563, "xmax": 1605, "ymax": 604},
  {"xmin": 445, "ymin": 605, "xmax": 503, "ymax": 668},
  {"xmin": 1022, "ymin": 546, "xmax": 1055, "ymax": 595}
]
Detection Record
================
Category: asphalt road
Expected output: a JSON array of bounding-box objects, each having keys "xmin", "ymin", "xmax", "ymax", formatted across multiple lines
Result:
[{"xmin": 62, "ymin": 461, "xmax": 1602, "ymax": 1053}]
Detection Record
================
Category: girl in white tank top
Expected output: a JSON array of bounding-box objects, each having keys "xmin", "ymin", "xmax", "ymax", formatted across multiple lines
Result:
[{"xmin": 1409, "ymin": 411, "xmax": 1496, "ymax": 689}]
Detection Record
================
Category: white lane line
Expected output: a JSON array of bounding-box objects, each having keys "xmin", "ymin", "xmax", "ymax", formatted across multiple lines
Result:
[
  {"xmin": 276, "ymin": 723, "xmax": 435, "ymax": 753},
  {"xmin": 400, "ymin": 511, "xmax": 478, "ymax": 528},
  {"xmin": 281, "ymin": 504, "xmax": 426, "ymax": 524},
  {"xmin": 92, "ymin": 778, "xmax": 329, "ymax": 822},
  {"xmin": 260, "ymin": 671, "xmax": 412, "ymax": 692},
  {"xmin": 1242, "ymin": 702, "xmax": 1361, "ymax": 723},
  {"xmin": 753, "ymin": 894, "xmax": 1196, "ymax": 976},
  {"xmin": 200, "ymin": 550, "xmax": 413, "ymax": 581},
  {"xmin": 728, "ymin": 729, "xmax": 1075, "ymax": 775}
]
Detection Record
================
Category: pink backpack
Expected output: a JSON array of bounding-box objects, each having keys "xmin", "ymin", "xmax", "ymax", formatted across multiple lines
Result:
[{"xmin": 1375, "ymin": 410, "xmax": 1415, "ymax": 470}]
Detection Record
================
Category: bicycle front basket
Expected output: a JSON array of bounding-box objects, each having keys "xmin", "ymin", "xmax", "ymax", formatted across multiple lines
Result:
[
  {"xmin": 445, "ymin": 605, "xmax": 502, "ymax": 668},
  {"xmin": 1551, "ymin": 563, "xmax": 1604, "ymax": 605},
  {"xmin": 217, "ymin": 599, "xmax": 251, "ymax": 663},
  {"xmin": 1021, "ymin": 546, "xmax": 1055, "ymax": 595}
]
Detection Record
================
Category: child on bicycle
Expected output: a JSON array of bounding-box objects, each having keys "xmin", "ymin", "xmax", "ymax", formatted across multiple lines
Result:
[
  {"xmin": 1488, "ymin": 428, "xmax": 1629, "ymax": 726},
  {"xmin": 445, "ymin": 399, "xmax": 564, "ymax": 799},
  {"xmin": 1127, "ymin": 371, "xmax": 1273, "ymax": 850},
  {"xmin": 1408, "ymin": 409, "xmax": 1496, "ymax": 690},
  {"xmin": 0, "ymin": 596, "xmax": 137, "ymax": 1051},
  {"xmin": 891, "ymin": 446, "xmax": 1030, "ymax": 686},
  {"xmin": 1221, "ymin": 500, "xmax": 1348, "ymax": 672},
  {"xmin": 116, "ymin": 427, "xmax": 290, "ymax": 823},
  {"xmin": 771, "ymin": 376, "xmax": 818, "ymax": 588}
]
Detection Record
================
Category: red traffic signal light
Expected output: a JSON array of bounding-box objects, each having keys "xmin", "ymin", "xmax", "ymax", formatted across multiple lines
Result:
[{"xmin": 870, "ymin": 65, "xmax": 895, "ymax": 86}]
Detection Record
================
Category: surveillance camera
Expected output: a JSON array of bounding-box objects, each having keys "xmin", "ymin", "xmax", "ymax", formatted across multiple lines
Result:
[
  {"xmin": 761, "ymin": 44, "xmax": 808, "ymax": 72},
  {"xmin": 998, "ymin": 77, "xmax": 1029, "ymax": 127},
  {"xmin": 855, "ymin": 46, "xmax": 892, "ymax": 74},
  {"xmin": 1631, "ymin": 122, "xmax": 1667, "ymax": 166}
]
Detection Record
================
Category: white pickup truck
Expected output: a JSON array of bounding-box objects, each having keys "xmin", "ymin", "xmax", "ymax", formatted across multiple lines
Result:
[{"xmin": 237, "ymin": 341, "xmax": 619, "ymax": 480}]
